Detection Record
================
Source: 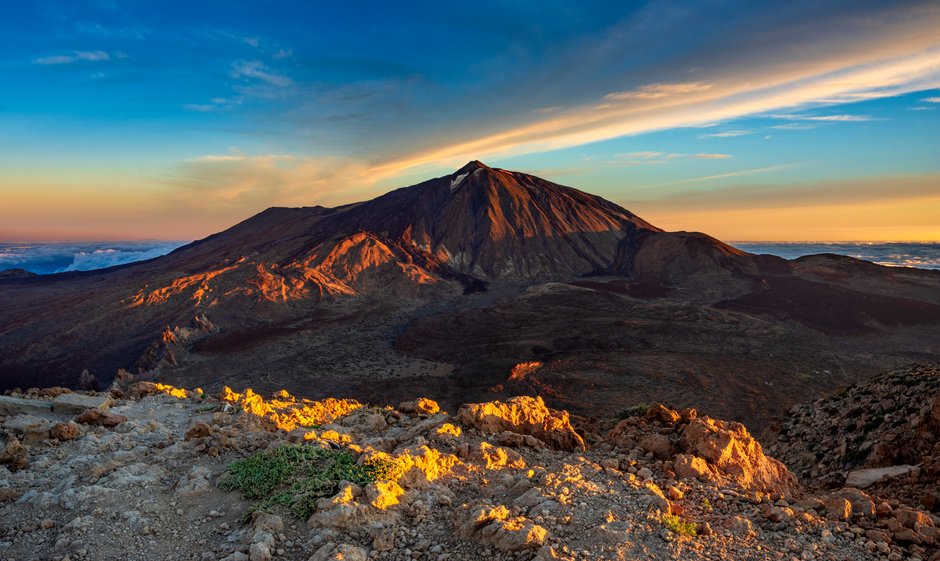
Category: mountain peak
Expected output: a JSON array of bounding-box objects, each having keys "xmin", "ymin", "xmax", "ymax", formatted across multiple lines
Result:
[{"xmin": 455, "ymin": 160, "xmax": 491, "ymax": 174}]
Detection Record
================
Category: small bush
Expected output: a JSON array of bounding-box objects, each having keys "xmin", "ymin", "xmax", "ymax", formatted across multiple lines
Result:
[
  {"xmin": 616, "ymin": 403, "xmax": 650, "ymax": 420},
  {"xmin": 661, "ymin": 513, "xmax": 697, "ymax": 537},
  {"xmin": 218, "ymin": 444, "xmax": 398, "ymax": 520}
]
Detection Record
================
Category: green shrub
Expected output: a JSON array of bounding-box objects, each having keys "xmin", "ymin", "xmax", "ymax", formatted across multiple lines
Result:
[
  {"xmin": 661, "ymin": 513, "xmax": 697, "ymax": 537},
  {"xmin": 616, "ymin": 403, "xmax": 650, "ymax": 420},
  {"xmin": 218, "ymin": 444, "xmax": 398, "ymax": 520}
]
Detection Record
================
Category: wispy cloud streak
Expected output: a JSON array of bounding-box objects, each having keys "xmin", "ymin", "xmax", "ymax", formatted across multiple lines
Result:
[
  {"xmin": 34, "ymin": 50, "xmax": 110, "ymax": 65},
  {"xmin": 231, "ymin": 61, "xmax": 293, "ymax": 87},
  {"xmin": 604, "ymin": 82, "xmax": 712, "ymax": 100}
]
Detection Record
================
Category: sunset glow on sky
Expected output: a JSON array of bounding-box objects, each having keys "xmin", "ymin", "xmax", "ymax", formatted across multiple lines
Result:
[{"xmin": 1, "ymin": 1, "xmax": 938, "ymax": 241}]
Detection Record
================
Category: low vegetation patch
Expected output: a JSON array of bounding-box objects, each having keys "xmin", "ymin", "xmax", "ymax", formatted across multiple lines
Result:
[
  {"xmin": 661, "ymin": 513, "xmax": 697, "ymax": 537},
  {"xmin": 218, "ymin": 444, "xmax": 398, "ymax": 519},
  {"xmin": 616, "ymin": 403, "xmax": 649, "ymax": 420}
]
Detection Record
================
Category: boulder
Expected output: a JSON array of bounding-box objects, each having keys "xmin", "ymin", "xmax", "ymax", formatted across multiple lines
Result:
[
  {"xmin": 762, "ymin": 505, "xmax": 795, "ymax": 524},
  {"xmin": 680, "ymin": 417, "xmax": 799, "ymax": 495},
  {"xmin": 399, "ymin": 398, "xmax": 440, "ymax": 416},
  {"xmin": 457, "ymin": 396, "xmax": 585, "ymax": 451},
  {"xmin": 251, "ymin": 512, "xmax": 284, "ymax": 533},
  {"xmin": 127, "ymin": 381, "xmax": 161, "ymax": 399},
  {"xmin": 455, "ymin": 502, "xmax": 549, "ymax": 551},
  {"xmin": 50, "ymin": 421, "xmax": 82, "ymax": 441},
  {"xmin": 824, "ymin": 497, "xmax": 852, "ymax": 521},
  {"xmin": 248, "ymin": 542, "xmax": 271, "ymax": 561},
  {"xmin": 0, "ymin": 437, "xmax": 28, "ymax": 470},
  {"xmin": 896, "ymin": 509, "xmax": 934, "ymax": 529},
  {"xmin": 75, "ymin": 409, "xmax": 127, "ymax": 427},
  {"xmin": 365, "ymin": 445, "xmax": 458, "ymax": 488},
  {"xmin": 642, "ymin": 481, "xmax": 672, "ymax": 515},
  {"xmin": 826, "ymin": 488, "xmax": 875, "ymax": 518}
]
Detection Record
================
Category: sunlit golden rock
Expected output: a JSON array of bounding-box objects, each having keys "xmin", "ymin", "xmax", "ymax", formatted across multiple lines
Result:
[
  {"xmin": 681, "ymin": 416, "xmax": 799, "ymax": 495},
  {"xmin": 457, "ymin": 396, "xmax": 585, "ymax": 452},
  {"xmin": 363, "ymin": 445, "xmax": 459, "ymax": 488},
  {"xmin": 476, "ymin": 442, "xmax": 526, "ymax": 470},
  {"xmin": 155, "ymin": 383, "xmax": 188, "ymax": 399},
  {"xmin": 366, "ymin": 480, "xmax": 404, "ymax": 510},
  {"xmin": 432, "ymin": 423, "xmax": 462, "ymax": 443},
  {"xmin": 318, "ymin": 428, "xmax": 353, "ymax": 445},
  {"xmin": 220, "ymin": 387, "xmax": 362, "ymax": 432}
]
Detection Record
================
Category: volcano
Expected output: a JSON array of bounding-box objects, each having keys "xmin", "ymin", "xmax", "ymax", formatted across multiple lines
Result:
[{"xmin": 2, "ymin": 162, "xmax": 940, "ymax": 429}]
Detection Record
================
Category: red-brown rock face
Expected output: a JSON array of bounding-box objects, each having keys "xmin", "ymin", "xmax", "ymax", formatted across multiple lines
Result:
[
  {"xmin": 338, "ymin": 160, "xmax": 660, "ymax": 281},
  {"xmin": 608, "ymin": 403, "xmax": 800, "ymax": 496}
]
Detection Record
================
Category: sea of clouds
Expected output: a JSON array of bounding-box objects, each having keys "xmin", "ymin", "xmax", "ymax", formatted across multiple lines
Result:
[
  {"xmin": 1, "ymin": 240, "xmax": 938, "ymax": 276},
  {"xmin": 732, "ymin": 242, "xmax": 940, "ymax": 270},
  {"xmin": 0, "ymin": 241, "xmax": 188, "ymax": 275}
]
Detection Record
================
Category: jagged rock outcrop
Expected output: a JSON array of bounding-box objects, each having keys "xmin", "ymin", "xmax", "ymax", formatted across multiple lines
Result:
[
  {"xmin": 681, "ymin": 416, "xmax": 799, "ymax": 495},
  {"xmin": 457, "ymin": 395, "xmax": 586, "ymax": 451},
  {"xmin": 608, "ymin": 403, "xmax": 800, "ymax": 496}
]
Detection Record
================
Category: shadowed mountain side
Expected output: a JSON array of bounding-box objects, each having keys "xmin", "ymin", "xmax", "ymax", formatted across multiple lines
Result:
[
  {"xmin": 716, "ymin": 276, "xmax": 940, "ymax": 335},
  {"xmin": 792, "ymin": 253, "xmax": 940, "ymax": 305},
  {"xmin": 393, "ymin": 280, "xmax": 940, "ymax": 431}
]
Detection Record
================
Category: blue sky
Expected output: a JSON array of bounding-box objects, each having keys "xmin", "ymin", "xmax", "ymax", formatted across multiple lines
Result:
[{"xmin": 1, "ymin": 1, "xmax": 938, "ymax": 241}]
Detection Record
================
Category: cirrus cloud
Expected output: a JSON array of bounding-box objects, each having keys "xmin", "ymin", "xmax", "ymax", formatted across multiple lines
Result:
[
  {"xmin": 33, "ymin": 50, "xmax": 110, "ymax": 65},
  {"xmin": 230, "ymin": 60, "xmax": 293, "ymax": 87},
  {"xmin": 604, "ymin": 81, "xmax": 712, "ymax": 101}
]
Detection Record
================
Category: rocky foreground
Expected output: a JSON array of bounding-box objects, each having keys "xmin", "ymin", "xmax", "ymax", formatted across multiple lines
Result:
[
  {"xmin": 767, "ymin": 364, "xmax": 940, "ymax": 523},
  {"xmin": 0, "ymin": 380, "xmax": 938, "ymax": 561}
]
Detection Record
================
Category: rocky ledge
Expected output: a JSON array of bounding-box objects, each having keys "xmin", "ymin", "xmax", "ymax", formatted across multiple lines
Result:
[{"xmin": 0, "ymin": 382, "xmax": 937, "ymax": 561}]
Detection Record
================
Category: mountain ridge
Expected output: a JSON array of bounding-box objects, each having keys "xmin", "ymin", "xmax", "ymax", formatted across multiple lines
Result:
[{"xmin": 1, "ymin": 162, "xmax": 940, "ymax": 432}]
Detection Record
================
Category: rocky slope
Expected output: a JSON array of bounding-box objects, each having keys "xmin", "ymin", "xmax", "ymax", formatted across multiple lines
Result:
[
  {"xmin": 2, "ymin": 384, "xmax": 938, "ymax": 561},
  {"xmin": 767, "ymin": 364, "xmax": 940, "ymax": 516}
]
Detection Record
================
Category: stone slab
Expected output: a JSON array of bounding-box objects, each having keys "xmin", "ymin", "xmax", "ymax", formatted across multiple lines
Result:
[
  {"xmin": 845, "ymin": 465, "xmax": 919, "ymax": 489},
  {"xmin": 0, "ymin": 395, "xmax": 54, "ymax": 417},
  {"xmin": 51, "ymin": 393, "xmax": 112, "ymax": 415}
]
